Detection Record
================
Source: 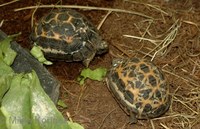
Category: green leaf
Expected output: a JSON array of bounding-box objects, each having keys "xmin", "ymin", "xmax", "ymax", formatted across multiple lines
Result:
[
  {"xmin": 68, "ymin": 121, "xmax": 84, "ymax": 129},
  {"xmin": 0, "ymin": 74, "xmax": 12, "ymax": 103},
  {"xmin": 0, "ymin": 71, "xmax": 72, "ymax": 129},
  {"xmin": 30, "ymin": 45, "xmax": 53, "ymax": 65},
  {"xmin": 78, "ymin": 68, "xmax": 107, "ymax": 85},
  {"xmin": 1, "ymin": 73, "xmax": 32, "ymax": 129},
  {"xmin": 0, "ymin": 37, "xmax": 17, "ymax": 66},
  {"xmin": 0, "ymin": 109, "xmax": 7, "ymax": 129},
  {"xmin": 0, "ymin": 37, "xmax": 16, "ymax": 104},
  {"xmin": 57, "ymin": 100, "xmax": 67, "ymax": 108},
  {"xmin": 0, "ymin": 61, "xmax": 13, "ymax": 76},
  {"xmin": 30, "ymin": 71, "xmax": 70, "ymax": 129}
]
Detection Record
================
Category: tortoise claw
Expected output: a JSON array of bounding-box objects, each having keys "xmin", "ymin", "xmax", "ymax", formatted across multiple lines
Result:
[
  {"xmin": 82, "ymin": 59, "xmax": 90, "ymax": 67},
  {"xmin": 82, "ymin": 53, "xmax": 95, "ymax": 67},
  {"xmin": 129, "ymin": 112, "xmax": 138, "ymax": 124}
]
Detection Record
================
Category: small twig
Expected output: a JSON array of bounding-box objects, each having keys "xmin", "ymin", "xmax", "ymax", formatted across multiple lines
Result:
[
  {"xmin": 189, "ymin": 58, "xmax": 200, "ymax": 68},
  {"xmin": 145, "ymin": 19, "xmax": 180, "ymax": 61},
  {"xmin": 123, "ymin": 34, "xmax": 161, "ymax": 45},
  {"xmin": 14, "ymin": 5, "xmax": 153, "ymax": 19},
  {"xmin": 162, "ymin": 69, "xmax": 199, "ymax": 87},
  {"xmin": 0, "ymin": 20, "xmax": 4, "ymax": 27},
  {"xmin": 182, "ymin": 20, "xmax": 200, "ymax": 30},
  {"xmin": 124, "ymin": 0, "xmax": 169, "ymax": 16},
  {"xmin": 97, "ymin": 108, "xmax": 117, "ymax": 129},
  {"xmin": 136, "ymin": 49, "xmax": 153, "ymax": 58},
  {"xmin": 62, "ymin": 84, "xmax": 78, "ymax": 97},
  {"xmin": 191, "ymin": 114, "xmax": 200, "ymax": 127},
  {"xmin": 173, "ymin": 96, "xmax": 198, "ymax": 114},
  {"xmin": 110, "ymin": 42, "xmax": 132, "ymax": 57},
  {"xmin": 160, "ymin": 123, "xmax": 170, "ymax": 129},
  {"xmin": 76, "ymin": 85, "xmax": 86, "ymax": 111},
  {"xmin": 150, "ymin": 120, "xmax": 155, "ymax": 129},
  {"xmin": 139, "ymin": 19, "xmax": 154, "ymax": 42},
  {"xmin": 31, "ymin": 4, "xmax": 40, "ymax": 28},
  {"xmin": 120, "ymin": 122, "xmax": 129, "ymax": 129},
  {"xmin": 97, "ymin": 10, "xmax": 112, "ymax": 30},
  {"xmin": 0, "ymin": 0, "xmax": 19, "ymax": 7},
  {"xmin": 66, "ymin": 112, "xmax": 73, "ymax": 122}
]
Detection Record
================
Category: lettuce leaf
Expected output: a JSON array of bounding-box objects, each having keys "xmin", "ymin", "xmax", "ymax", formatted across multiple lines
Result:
[
  {"xmin": 0, "ymin": 36, "xmax": 84, "ymax": 129},
  {"xmin": 78, "ymin": 68, "xmax": 107, "ymax": 85},
  {"xmin": 0, "ymin": 37, "xmax": 17, "ymax": 66},
  {"xmin": 1, "ymin": 71, "xmax": 71, "ymax": 129}
]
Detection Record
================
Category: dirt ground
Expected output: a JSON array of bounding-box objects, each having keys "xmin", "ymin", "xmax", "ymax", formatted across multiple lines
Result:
[{"xmin": 1, "ymin": 0, "xmax": 200, "ymax": 129}]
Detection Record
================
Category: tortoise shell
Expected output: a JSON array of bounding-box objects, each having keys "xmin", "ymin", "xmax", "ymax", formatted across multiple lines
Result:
[
  {"xmin": 106, "ymin": 58, "xmax": 171, "ymax": 123},
  {"xmin": 30, "ymin": 9, "xmax": 108, "ymax": 67}
]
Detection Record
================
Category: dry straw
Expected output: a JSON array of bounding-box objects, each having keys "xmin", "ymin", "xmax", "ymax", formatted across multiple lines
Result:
[
  {"xmin": 123, "ymin": 19, "xmax": 181, "ymax": 61},
  {"xmin": 0, "ymin": 0, "xmax": 19, "ymax": 7},
  {"xmin": 14, "ymin": 4, "xmax": 153, "ymax": 19}
]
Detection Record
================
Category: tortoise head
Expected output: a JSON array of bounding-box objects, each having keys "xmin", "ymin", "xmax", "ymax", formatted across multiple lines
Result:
[{"xmin": 96, "ymin": 40, "xmax": 109, "ymax": 55}]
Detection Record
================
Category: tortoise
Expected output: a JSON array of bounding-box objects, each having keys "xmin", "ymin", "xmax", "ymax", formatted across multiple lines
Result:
[
  {"xmin": 30, "ymin": 9, "xmax": 108, "ymax": 67},
  {"xmin": 106, "ymin": 57, "xmax": 171, "ymax": 123}
]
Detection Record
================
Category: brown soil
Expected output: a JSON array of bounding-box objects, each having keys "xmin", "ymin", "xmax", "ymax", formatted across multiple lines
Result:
[{"xmin": 1, "ymin": 0, "xmax": 200, "ymax": 129}]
